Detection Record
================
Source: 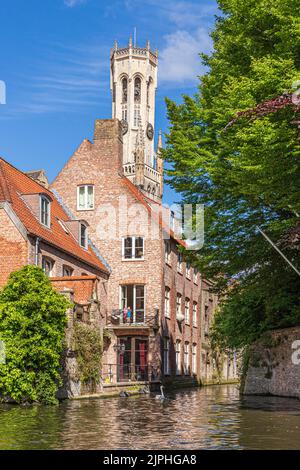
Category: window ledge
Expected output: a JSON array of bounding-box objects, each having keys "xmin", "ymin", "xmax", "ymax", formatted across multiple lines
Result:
[
  {"xmin": 122, "ymin": 258, "xmax": 145, "ymax": 262},
  {"xmin": 77, "ymin": 208, "xmax": 94, "ymax": 211}
]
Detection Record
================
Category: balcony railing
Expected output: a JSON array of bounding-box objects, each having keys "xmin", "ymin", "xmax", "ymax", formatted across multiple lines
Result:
[
  {"xmin": 103, "ymin": 363, "xmax": 149, "ymax": 383},
  {"xmin": 107, "ymin": 309, "xmax": 159, "ymax": 329}
]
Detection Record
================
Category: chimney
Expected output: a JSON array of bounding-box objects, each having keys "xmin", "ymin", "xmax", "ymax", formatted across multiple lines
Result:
[{"xmin": 93, "ymin": 119, "xmax": 123, "ymax": 172}]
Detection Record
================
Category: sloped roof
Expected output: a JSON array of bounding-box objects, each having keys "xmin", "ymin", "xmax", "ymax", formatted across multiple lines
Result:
[
  {"xmin": 121, "ymin": 176, "xmax": 187, "ymax": 248},
  {"xmin": 0, "ymin": 157, "xmax": 109, "ymax": 274}
]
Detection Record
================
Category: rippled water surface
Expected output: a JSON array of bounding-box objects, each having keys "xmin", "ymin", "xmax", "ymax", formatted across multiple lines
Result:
[{"xmin": 1, "ymin": 385, "xmax": 300, "ymax": 450}]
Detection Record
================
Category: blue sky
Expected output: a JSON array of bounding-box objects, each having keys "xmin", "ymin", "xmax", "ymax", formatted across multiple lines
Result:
[{"xmin": 0, "ymin": 0, "xmax": 217, "ymax": 204}]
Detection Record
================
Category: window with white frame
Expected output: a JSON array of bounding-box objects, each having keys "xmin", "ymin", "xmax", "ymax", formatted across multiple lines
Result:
[
  {"xmin": 184, "ymin": 342, "xmax": 190, "ymax": 375},
  {"xmin": 165, "ymin": 240, "xmax": 171, "ymax": 264},
  {"xmin": 170, "ymin": 210, "xmax": 175, "ymax": 231},
  {"xmin": 186, "ymin": 261, "xmax": 191, "ymax": 279},
  {"xmin": 122, "ymin": 236, "xmax": 144, "ymax": 260},
  {"xmin": 77, "ymin": 185, "xmax": 94, "ymax": 210},
  {"xmin": 185, "ymin": 298, "xmax": 190, "ymax": 324},
  {"xmin": 40, "ymin": 196, "xmax": 50, "ymax": 227},
  {"xmin": 192, "ymin": 343, "xmax": 197, "ymax": 374},
  {"xmin": 42, "ymin": 257, "xmax": 54, "ymax": 277},
  {"xmin": 193, "ymin": 268, "xmax": 199, "ymax": 284},
  {"xmin": 176, "ymin": 340, "xmax": 181, "ymax": 375},
  {"xmin": 177, "ymin": 252, "xmax": 183, "ymax": 273},
  {"xmin": 163, "ymin": 338, "xmax": 170, "ymax": 375},
  {"xmin": 193, "ymin": 302, "xmax": 198, "ymax": 327},
  {"xmin": 80, "ymin": 223, "xmax": 88, "ymax": 249},
  {"xmin": 176, "ymin": 293, "xmax": 182, "ymax": 317},
  {"xmin": 120, "ymin": 284, "xmax": 145, "ymax": 323},
  {"xmin": 165, "ymin": 287, "xmax": 170, "ymax": 318}
]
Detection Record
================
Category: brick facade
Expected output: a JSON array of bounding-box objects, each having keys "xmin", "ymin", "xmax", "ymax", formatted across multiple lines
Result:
[{"xmin": 51, "ymin": 118, "xmax": 238, "ymax": 387}]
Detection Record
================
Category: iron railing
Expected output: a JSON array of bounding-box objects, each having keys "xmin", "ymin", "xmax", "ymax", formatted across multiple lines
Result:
[
  {"xmin": 107, "ymin": 309, "xmax": 159, "ymax": 329},
  {"xmin": 102, "ymin": 363, "xmax": 151, "ymax": 383}
]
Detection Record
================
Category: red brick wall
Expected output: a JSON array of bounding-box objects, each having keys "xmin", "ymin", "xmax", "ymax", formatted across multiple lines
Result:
[
  {"xmin": 163, "ymin": 237, "xmax": 202, "ymax": 380},
  {"xmin": 52, "ymin": 120, "xmax": 163, "ymax": 376},
  {"xmin": 0, "ymin": 208, "xmax": 28, "ymax": 288}
]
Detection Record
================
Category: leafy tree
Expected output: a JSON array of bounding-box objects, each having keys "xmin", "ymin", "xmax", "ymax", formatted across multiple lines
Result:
[
  {"xmin": 164, "ymin": 0, "xmax": 300, "ymax": 348},
  {"xmin": 0, "ymin": 266, "xmax": 69, "ymax": 404}
]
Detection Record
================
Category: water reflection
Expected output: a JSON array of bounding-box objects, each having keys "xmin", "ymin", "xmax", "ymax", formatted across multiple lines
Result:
[{"xmin": 1, "ymin": 385, "xmax": 300, "ymax": 450}]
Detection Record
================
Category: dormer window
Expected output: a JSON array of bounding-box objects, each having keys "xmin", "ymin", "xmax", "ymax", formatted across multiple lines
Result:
[
  {"xmin": 80, "ymin": 223, "xmax": 88, "ymax": 249},
  {"xmin": 40, "ymin": 195, "xmax": 50, "ymax": 227},
  {"xmin": 77, "ymin": 185, "xmax": 94, "ymax": 210}
]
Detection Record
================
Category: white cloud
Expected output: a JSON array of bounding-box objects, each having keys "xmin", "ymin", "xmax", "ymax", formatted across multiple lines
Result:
[
  {"xmin": 64, "ymin": 0, "xmax": 86, "ymax": 7},
  {"xmin": 159, "ymin": 27, "xmax": 212, "ymax": 84},
  {"xmin": 2, "ymin": 43, "xmax": 109, "ymax": 118}
]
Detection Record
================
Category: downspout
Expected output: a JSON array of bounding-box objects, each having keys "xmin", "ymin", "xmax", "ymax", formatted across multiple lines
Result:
[{"xmin": 35, "ymin": 237, "xmax": 40, "ymax": 266}]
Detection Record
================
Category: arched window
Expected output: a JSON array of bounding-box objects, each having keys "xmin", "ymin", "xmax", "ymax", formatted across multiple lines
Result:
[
  {"xmin": 147, "ymin": 77, "xmax": 152, "ymax": 106},
  {"xmin": 134, "ymin": 77, "xmax": 141, "ymax": 103},
  {"xmin": 122, "ymin": 77, "xmax": 128, "ymax": 103}
]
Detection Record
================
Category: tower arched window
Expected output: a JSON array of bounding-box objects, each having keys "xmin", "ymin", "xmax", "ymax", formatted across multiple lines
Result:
[
  {"xmin": 122, "ymin": 77, "xmax": 128, "ymax": 103},
  {"xmin": 134, "ymin": 77, "xmax": 141, "ymax": 103}
]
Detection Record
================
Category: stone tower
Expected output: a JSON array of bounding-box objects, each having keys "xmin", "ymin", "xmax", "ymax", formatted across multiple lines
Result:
[{"xmin": 110, "ymin": 37, "xmax": 163, "ymax": 201}]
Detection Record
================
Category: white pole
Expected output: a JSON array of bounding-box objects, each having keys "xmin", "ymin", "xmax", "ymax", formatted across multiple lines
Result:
[{"xmin": 257, "ymin": 226, "xmax": 300, "ymax": 277}]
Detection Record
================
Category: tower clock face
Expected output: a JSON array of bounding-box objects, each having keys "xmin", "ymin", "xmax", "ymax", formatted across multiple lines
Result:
[
  {"xmin": 121, "ymin": 119, "xmax": 128, "ymax": 135},
  {"xmin": 146, "ymin": 123, "xmax": 154, "ymax": 140}
]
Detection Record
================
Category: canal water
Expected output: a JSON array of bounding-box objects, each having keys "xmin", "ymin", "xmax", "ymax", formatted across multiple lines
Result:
[{"xmin": 1, "ymin": 384, "xmax": 300, "ymax": 450}]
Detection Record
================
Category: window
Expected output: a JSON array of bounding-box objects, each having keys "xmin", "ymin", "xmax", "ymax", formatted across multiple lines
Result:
[
  {"xmin": 122, "ymin": 77, "xmax": 128, "ymax": 103},
  {"xmin": 177, "ymin": 252, "xmax": 183, "ymax": 273},
  {"xmin": 192, "ymin": 344, "xmax": 197, "ymax": 374},
  {"xmin": 121, "ymin": 284, "xmax": 145, "ymax": 323},
  {"xmin": 134, "ymin": 106, "xmax": 141, "ymax": 127},
  {"xmin": 165, "ymin": 287, "xmax": 170, "ymax": 318},
  {"xmin": 185, "ymin": 298, "xmax": 190, "ymax": 324},
  {"xmin": 63, "ymin": 265, "xmax": 73, "ymax": 277},
  {"xmin": 193, "ymin": 302, "xmax": 198, "ymax": 327},
  {"xmin": 80, "ymin": 223, "xmax": 88, "ymax": 249},
  {"xmin": 165, "ymin": 240, "xmax": 171, "ymax": 264},
  {"xmin": 42, "ymin": 257, "xmax": 54, "ymax": 277},
  {"xmin": 122, "ymin": 105, "xmax": 127, "ymax": 121},
  {"xmin": 134, "ymin": 77, "xmax": 141, "ymax": 103},
  {"xmin": 184, "ymin": 342, "xmax": 190, "ymax": 375},
  {"xmin": 176, "ymin": 340, "xmax": 181, "ymax": 375},
  {"xmin": 40, "ymin": 196, "xmax": 50, "ymax": 227},
  {"xmin": 122, "ymin": 236, "xmax": 144, "ymax": 260},
  {"xmin": 176, "ymin": 293, "xmax": 182, "ymax": 317},
  {"xmin": 163, "ymin": 338, "xmax": 170, "ymax": 375},
  {"xmin": 186, "ymin": 262, "xmax": 191, "ymax": 279},
  {"xmin": 77, "ymin": 185, "xmax": 94, "ymax": 210},
  {"xmin": 193, "ymin": 268, "xmax": 199, "ymax": 284},
  {"xmin": 170, "ymin": 210, "xmax": 175, "ymax": 231},
  {"xmin": 204, "ymin": 305, "xmax": 209, "ymax": 336}
]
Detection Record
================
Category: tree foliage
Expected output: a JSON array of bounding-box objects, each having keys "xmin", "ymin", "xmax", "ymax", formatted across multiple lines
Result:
[
  {"xmin": 164, "ymin": 0, "xmax": 300, "ymax": 349},
  {"xmin": 0, "ymin": 266, "xmax": 69, "ymax": 404}
]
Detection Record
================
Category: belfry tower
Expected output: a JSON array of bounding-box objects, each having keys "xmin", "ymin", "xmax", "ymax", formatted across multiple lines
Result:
[{"xmin": 110, "ymin": 37, "xmax": 163, "ymax": 201}]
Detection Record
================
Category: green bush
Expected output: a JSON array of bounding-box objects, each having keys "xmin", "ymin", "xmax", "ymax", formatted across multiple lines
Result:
[{"xmin": 0, "ymin": 266, "xmax": 69, "ymax": 404}]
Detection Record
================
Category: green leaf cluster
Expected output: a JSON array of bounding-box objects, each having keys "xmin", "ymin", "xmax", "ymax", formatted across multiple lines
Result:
[
  {"xmin": 164, "ymin": 0, "xmax": 300, "ymax": 349},
  {"xmin": 0, "ymin": 266, "xmax": 69, "ymax": 404}
]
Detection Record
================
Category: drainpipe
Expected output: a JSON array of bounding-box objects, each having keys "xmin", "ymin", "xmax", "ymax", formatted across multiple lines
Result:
[{"xmin": 35, "ymin": 237, "xmax": 40, "ymax": 266}]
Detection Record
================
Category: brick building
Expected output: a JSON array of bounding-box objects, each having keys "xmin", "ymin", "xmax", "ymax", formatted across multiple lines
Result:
[
  {"xmin": 51, "ymin": 40, "xmax": 238, "ymax": 388},
  {"xmin": 0, "ymin": 157, "xmax": 109, "ymax": 322},
  {"xmin": 0, "ymin": 38, "xmax": 238, "ymax": 391}
]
